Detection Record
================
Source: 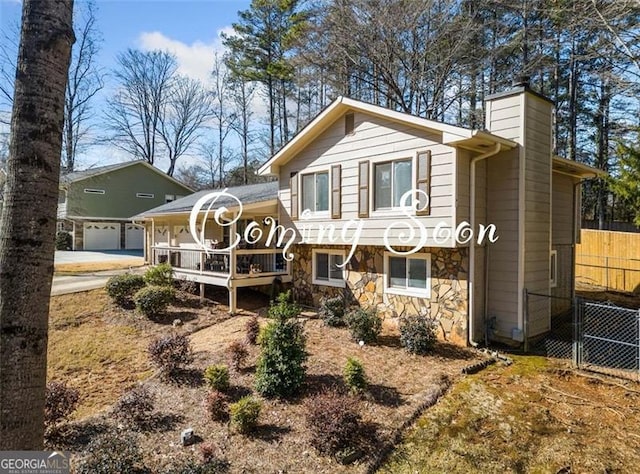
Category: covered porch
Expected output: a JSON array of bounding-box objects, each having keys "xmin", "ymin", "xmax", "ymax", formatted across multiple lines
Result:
[{"xmin": 136, "ymin": 183, "xmax": 292, "ymax": 313}]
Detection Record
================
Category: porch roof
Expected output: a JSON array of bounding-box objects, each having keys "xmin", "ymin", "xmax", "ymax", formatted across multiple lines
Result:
[{"xmin": 133, "ymin": 181, "xmax": 279, "ymax": 219}]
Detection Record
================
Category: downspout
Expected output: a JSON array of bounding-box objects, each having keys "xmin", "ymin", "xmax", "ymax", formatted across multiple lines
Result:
[{"xmin": 468, "ymin": 143, "xmax": 502, "ymax": 347}]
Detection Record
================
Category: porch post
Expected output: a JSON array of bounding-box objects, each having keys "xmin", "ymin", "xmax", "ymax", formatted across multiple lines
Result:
[
  {"xmin": 199, "ymin": 283, "xmax": 205, "ymax": 304},
  {"xmin": 229, "ymin": 286, "xmax": 237, "ymax": 315}
]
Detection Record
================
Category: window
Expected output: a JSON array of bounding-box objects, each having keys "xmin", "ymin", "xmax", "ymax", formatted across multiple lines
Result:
[
  {"xmin": 550, "ymin": 250, "xmax": 558, "ymax": 288},
  {"xmin": 374, "ymin": 159, "xmax": 412, "ymax": 209},
  {"xmin": 384, "ymin": 252, "xmax": 431, "ymax": 297},
  {"xmin": 301, "ymin": 171, "xmax": 329, "ymax": 213},
  {"xmin": 136, "ymin": 193, "xmax": 154, "ymax": 199},
  {"xmin": 84, "ymin": 188, "xmax": 105, "ymax": 194},
  {"xmin": 345, "ymin": 112, "xmax": 355, "ymax": 135},
  {"xmin": 312, "ymin": 249, "xmax": 345, "ymax": 287}
]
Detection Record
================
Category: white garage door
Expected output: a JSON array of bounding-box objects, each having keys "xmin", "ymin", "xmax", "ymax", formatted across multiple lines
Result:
[
  {"xmin": 125, "ymin": 224, "xmax": 144, "ymax": 249},
  {"xmin": 83, "ymin": 222, "xmax": 120, "ymax": 250}
]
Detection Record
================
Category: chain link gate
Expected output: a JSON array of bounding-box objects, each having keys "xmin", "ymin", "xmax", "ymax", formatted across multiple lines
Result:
[{"xmin": 574, "ymin": 299, "xmax": 640, "ymax": 381}]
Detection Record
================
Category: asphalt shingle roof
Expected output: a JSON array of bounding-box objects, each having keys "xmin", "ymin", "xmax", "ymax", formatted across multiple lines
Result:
[
  {"xmin": 134, "ymin": 181, "xmax": 278, "ymax": 218},
  {"xmin": 60, "ymin": 161, "xmax": 145, "ymax": 184}
]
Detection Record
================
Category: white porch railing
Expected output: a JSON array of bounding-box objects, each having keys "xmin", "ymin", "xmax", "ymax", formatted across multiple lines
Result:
[{"xmin": 151, "ymin": 246, "xmax": 289, "ymax": 278}]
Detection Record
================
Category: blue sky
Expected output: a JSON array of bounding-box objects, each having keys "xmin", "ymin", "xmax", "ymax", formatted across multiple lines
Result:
[{"xmin": 0, "ymin": 0, "xmax": 253, "ymax": 170}]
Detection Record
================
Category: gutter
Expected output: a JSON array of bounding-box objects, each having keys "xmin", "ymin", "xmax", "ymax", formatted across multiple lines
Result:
[{"xmin": 468, "ymin": 143, "xmax": 502, "ymax": 347}]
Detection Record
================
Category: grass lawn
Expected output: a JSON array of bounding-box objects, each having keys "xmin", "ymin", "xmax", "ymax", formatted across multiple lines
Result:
[
  {"xmin": 53, "ymin": 258, "xmax": 145, "ymax": 274},
  {"xmin": 48, "ymin": 286, "xmax": 233, "ymax": 418},
  {"xmin": 380, "ymin": 355, "xmax": 640, "ymax": 473}
]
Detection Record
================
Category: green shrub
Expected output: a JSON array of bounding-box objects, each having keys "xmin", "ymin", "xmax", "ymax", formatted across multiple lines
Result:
[
  {"xmin": 304, "ymin": 389, "xmax": 362, "ymax": 456},
  {"xmin": 399, "ymin": 314, "xmax": 437, "ymax": 355},
  {"xmin": 106, "ymin": 273, "xmax": 145, "ymax": 306},
  {"xmin": 226, "ymin": 340, "xmax": 248, "ymax": 371},
  {"xmin": 144, "ymin": 262, "xmax": 173, "ymax": 286},
  {"xmin": 229, "ymin": 396, "xmax": 261, "ymax": 433},
  {"xmin": 203, "ymin": 390, "xmax": 229, "ymax": 422},
  {"xmin": 134, "ymin": 285, "xmax": 174, "ymax": 317},
  {"xmin": 245, "ymin": 316, "xmax": 260, "ymax": 344},
  {"xmin": 148, "ymin": 334, "xmax": 194, "ymax": 378},
  {"xmin": 45, "ymin": 381, "xmax": 79, "ymax": 426},
  {"xmin": 343, "ymin": 358, "xmax": 367, "ymax": 394},
  {"xmin": 267, "ymin": 290, "xmax": 300, "ymax": 320},
  {"xmin": 76, "ymin": 431, "xmax": 145, "ymax": 474},
  {"xmin": 55, "ymin": 231, "xmax": 72, "ymax": 250},
  {"xmin": 112, "ymin": 385, "xmax": 154, "ymax": 425},
  {"xmin": 345, "ymin": 307, "xmax": 382, "ymax": 344},
  {"xmin": 203, "ymin": 364, "xmax": 230, "ymax": 391},
  {"xmin": 319, "ymin": 296, "xmax": 346, "ymax": 327},
  {"xmin": 255, "ymin": 293, "xmax": 307, "ymax": 398}
]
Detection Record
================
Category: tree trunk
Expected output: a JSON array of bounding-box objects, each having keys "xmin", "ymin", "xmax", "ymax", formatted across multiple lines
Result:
[{"xmin": 0, "ymin": 0, "xmax": 74, "ymax": 450}]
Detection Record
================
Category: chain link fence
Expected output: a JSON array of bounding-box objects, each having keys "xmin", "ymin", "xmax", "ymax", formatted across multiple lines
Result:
[
  {"xmin": 575, "ymin": 299, "xmax": 640, "ymax": 381},
  {"xmin": 529, "ymin": 293, "xmax": 640, "ymax": 381}
]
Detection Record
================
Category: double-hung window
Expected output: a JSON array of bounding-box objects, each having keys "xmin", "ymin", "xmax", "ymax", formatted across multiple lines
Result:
[
  {"xmin": 301, "ymin": 171, "xmax": 329, "ymax": 213},
  {"xmin": 312, "ymin": 249, "xmax": 345, "ymax": 287},
  {"xmin": 384, "ymin": 252, "xmax": 431, "ymax": 297},
  {"xmin": 374, "ymin": 159, "xmax": 412, "ymax": 209}
]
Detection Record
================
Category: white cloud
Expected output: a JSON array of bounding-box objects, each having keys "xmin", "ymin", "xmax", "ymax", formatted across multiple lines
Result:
[{"xmin": 137, "ymin": 28, "xmax": 229, "ymax": 84}]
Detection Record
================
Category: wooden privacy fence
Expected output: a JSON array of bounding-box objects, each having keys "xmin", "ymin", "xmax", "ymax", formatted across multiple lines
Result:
[{"xmin": 576, "ymin": 229, "xmax": 640, "ymax": 293}]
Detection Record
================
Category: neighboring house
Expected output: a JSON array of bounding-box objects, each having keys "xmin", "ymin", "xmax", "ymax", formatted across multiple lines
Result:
[
  {"xmin": 58, "ymin": 161, "xmax": 193, "ymax": 251},
  {"xmin": 137, "ymin": 82, "xmax": 603, "ymax": 348}
]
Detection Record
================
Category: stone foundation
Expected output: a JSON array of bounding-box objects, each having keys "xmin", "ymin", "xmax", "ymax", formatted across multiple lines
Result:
[{"xmin": 291, "ymin": 244, "xmax": 468, "ymax": 345}]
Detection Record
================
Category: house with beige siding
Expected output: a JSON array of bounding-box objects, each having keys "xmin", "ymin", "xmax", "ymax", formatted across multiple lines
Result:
[{"xmin": 138, "ymin": 82, "xmax": 603, "ymax": 348}]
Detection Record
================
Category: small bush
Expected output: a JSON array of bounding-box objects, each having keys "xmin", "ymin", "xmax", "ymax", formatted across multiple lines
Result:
[
  {"xmin": 203, "ymin": 390, "xmax": 229, "ymax": 422},
  {"xmin": 255, "ymin": 293, "xmax": 307, "ymax": 398},
  {"xmin": 165, "ymin": 457, "xmax": 230, "ymax": 474},
  {"xmin": 148, "ymin": 334, "xmax": 194, "ymax": 378},
  {"xmin": 245, "ymin": 316, "xmax": 260, "ymax": 344},
  {"xmin": 45, "ymin": 381, "xmax": 79, "ymax": 426},
  {"xmin": 55, "ymin": 231, "xmax": 72, "ymax": 250},
  {"xmin": 106, "ymin": 273, "xmax": 145, "ymax": 306},
  {"xmin": 343, "ymin": 358, "xmax": 367, "ymax": 394},
  {"xmin": 203, "ymin": 364, "xmax": 230, "ymax": 391},
  {"xmin": 399, "ymin": 314, "xmax": 437, "ymax": 355},
  {"xmin": 113, "ymin": 385, "xmax": 154, "ymax": 425},
  {"xmin": 134, "ymin": 285, "xmax": 174, "ymax": 317},
  {"xmin": 345, "ymin": 307, "xmax": 382, "ymax": 344},
  {"xmin": 144, "ymin": 262, "xmax": 173, "ymax": 286},
  {"xmin": 226, "ymin": 340, "xmax": 248, "ymax": 371},
  {"xmin": 229, "ymin": 396, "xmax": 261, "ymax": 434},
  {"xmin": 76, "ymin": 431, "xmax": 145, "ymax": 474},
  {"xmin": 319, "ymin": 296, "xmax": 346, "ymax": 327},
  {"xmin": 267, "ymin": 290, "xmax": 300, "ymax": 321},
  {"xmin": 305, "ymin": 389, "xmax": 362, "ymax": 456}
]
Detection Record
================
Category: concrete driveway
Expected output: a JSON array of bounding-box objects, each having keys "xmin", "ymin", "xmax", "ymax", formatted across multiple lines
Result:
[{"xmin": 55, "ymin": 249, "xmax": 143, "ymax": 263}]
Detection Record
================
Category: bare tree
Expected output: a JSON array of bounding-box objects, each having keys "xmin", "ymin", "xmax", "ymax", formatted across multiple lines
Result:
[
  {"xmin": 0, "ymin": 0, "xmax": 74, "ymax": 449},
  {"xmin": 159, "ymin": 76, "xmax": 212, "ymax": 176},
  {"xmin": 230, "ymin": 72, "xmax": 256, "ymax": 185},
  {"xmin": 210, "ymin": 52, "xmax": 236, "ymax": 185},
  {"xmin": 62, "ymin": 0, "xmax": 104, "ymax": 173},
  {"xmin": 105, "ymin": 49, "xmax": 177, "ymax": 165}
]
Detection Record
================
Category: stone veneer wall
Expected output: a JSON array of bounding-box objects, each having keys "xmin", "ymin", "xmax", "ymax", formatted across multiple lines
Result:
[{"xmin": 291, "ymin": 244, "xmax": 469, "ymax": 345}]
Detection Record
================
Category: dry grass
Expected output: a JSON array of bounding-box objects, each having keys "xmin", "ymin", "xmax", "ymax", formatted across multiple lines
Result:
[
  {"xmin": 47, "ymin": 287, "xmax": 232, "ymax": 419},
  {"xmin": 54, "ymin": 258, "xmax": 145, "ymax": 274},
  {"xmin": 381, "ymin": 355, "xmax": 640, "ymax": 473}
]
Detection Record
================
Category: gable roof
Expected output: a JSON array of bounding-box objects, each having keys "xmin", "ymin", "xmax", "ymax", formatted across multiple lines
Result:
[
  {"xmin": 133, "ymin": 181, "xmax": 279, "ymax": 219},
  {"xmin": 60, "ymin": 160, "xmax": 194, "ymax": 192},
  {"xmin": 258, "ymin": 96, "xmax": 516, "ymax": 175}
]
